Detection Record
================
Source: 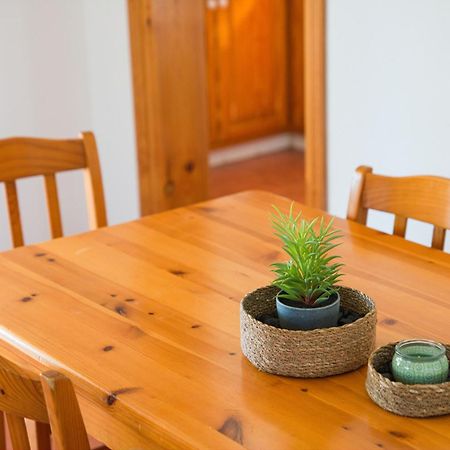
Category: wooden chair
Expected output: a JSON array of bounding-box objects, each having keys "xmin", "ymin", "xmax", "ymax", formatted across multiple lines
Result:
[
  {"xmin": 0, "ymin": 132, "xmax": 107, "ymax": 448},
  {"xmin": 347, "ymin": 166, "xmax": 450, "ymax": 250},
  {"xmin": 0, "ymin": 354, "xmax": 107, "ymax": 450},
  {"xmin": 0, "ymin": 131, "xmax": 107, "ymax": 247}
]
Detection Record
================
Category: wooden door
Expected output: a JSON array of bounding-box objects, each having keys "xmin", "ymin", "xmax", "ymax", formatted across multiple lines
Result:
[
  {"xmin": 206, "ymin": 0, "xmax": 288, "ymax": 147},
  {"xmin": 128, "ymin": 0, "xmax": 209, "ymax": 215},
  {"xmin": 289, "ymin": 0, "xmax": 304, "ymax": 133}
]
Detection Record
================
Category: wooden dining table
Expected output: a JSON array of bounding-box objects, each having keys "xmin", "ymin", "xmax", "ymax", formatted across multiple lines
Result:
[{"xmin": 0, "ymin": 190, "xmax": 448, "ymax": 450}]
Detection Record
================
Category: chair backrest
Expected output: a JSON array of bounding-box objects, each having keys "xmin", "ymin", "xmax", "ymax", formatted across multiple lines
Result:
[
  {"xmin": 0, "ymin": 354, "xmax": 90, "ymax": 450},
  {"xmin": 0, "ymin": 131, "xmax": 107, "ymax": 247},
  {"xmin": 347, "ymin": 166, "xmax": 450, "ymax": 250}
]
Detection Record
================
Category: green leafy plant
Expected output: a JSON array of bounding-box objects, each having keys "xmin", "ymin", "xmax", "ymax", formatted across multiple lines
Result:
[{"xmin": 271, "ymin": 204, "xmax": 344, "ymax": 307}]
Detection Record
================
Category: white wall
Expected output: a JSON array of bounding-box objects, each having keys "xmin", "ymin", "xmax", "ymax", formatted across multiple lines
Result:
[
  {"xmin": 327, "ymin": 0, "xmax": 450, "ymax": 250},
  {"xmin": 0, "ymin": 0, "xmax": 138, "ymax": 250}
]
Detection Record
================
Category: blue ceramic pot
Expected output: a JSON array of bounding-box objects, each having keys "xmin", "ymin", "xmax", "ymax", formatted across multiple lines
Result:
[{"xmin": 276, "ymin": 291, "xmax": 341, "ymax": 330}]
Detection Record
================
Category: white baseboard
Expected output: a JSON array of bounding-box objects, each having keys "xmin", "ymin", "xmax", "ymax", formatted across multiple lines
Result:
[
  {"xmin": 209, "ymin": 132, "xmax": 304, "ymax": 167},
  {"xmin": 292, "ymin": 133, "xmax": 305, "ymax": 151}
]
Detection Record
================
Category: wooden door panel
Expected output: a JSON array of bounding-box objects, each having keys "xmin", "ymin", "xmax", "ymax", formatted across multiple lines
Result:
[
  {"xmin": 207, "ymin": 0, "xmax": 288, "ymax": 147},
  {"xmin": 128, "ymin": 0, "xmax": 209, "ymax": 214},
  {"xmin": 289, "ymin": 0, "xmax": 304, "ymax": 133}
]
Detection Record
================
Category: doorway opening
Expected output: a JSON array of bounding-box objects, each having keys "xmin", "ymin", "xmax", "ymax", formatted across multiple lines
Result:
[
  {"xmin": 206, "ymin": 0, "xmax": 305, "ymax": 203},
  {"xmin": 128, "ymin": 0, "xmax": 326, "ymax": 214}
]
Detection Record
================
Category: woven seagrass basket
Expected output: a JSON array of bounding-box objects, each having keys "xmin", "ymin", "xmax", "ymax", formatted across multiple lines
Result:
[
  {"xmin": 240, "ymin": 285, "xmax": 377, "ymax": 378},
  {"xmin": 366, "ymin": 343, "xmax": 450, "ymax": 417}
]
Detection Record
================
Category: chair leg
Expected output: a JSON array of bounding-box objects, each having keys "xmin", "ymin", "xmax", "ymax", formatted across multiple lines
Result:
[
  {"xmin": 0, "ymin": 413, "xmax": 6, "ymax": 450},
  {"xmin": 35, "ymin": 422, "xmax": 51, "ymax": 450},
  {"xmin": 6, "ymin": 414, "xmax": 31, "ymax": 450}
]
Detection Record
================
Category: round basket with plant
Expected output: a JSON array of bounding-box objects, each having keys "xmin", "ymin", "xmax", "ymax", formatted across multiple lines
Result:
[{"xmin": 240, "ymin": 203, "xmax": 377, "ymax": 377}]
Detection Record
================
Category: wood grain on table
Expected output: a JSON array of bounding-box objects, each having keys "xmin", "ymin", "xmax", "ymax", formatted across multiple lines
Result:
[{"xmin": 0, "ymin": 191, "xmax": 448, "ymax": 450}]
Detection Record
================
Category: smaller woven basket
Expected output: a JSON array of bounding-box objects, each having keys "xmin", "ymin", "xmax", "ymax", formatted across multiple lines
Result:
[
  {"xmin": 366, "ymin": 343, "xmax": 450, "ymax": 417},
  {"xmin": 240, "ymin": 285, "xmax": 376, "ymax": 378}
]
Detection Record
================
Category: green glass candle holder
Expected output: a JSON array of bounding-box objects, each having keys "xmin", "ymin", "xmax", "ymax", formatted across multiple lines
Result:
[{"xmin": 391, "ymin": 340, "xmax": 449, "ymax": 385}]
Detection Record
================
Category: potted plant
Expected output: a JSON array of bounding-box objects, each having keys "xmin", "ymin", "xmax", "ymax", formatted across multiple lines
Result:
[
  {"xmin": 240, "ymin": 203, "xmax": 377, "ymax": 377},
  {"xmin": 271, "ymin": 204, "xmax": 344, "ymax": 330}
]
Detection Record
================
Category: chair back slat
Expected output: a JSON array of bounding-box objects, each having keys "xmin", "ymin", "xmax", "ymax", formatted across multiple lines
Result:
[
  {"xmin": 347, "ymin": 165, "xmax": 371, "ymax": 223},
  {"xmin": 347, "ymin": 166, "xmax": 450, "ymax": 250},
  {"xmin": 0, "ymin": 131, "xmax": 107, "ymax": 247},
  {"xmin": 432, "ymin": 226, "xmax": 446, "ymax": 250},
  {"xmin": 6, "ymin": 414, "xmax": 31, "ymax": 450},
  {"xmin": 0, "ymin": 414, "xmax": 5, "ymax": 450},
  {"xmin": 41, "ymin": 371, "xmax": 91, "ymax": 450},
  {"xmin": 44, "ymin": 174, "xmax": 63, "ymax": 238},
  {"xmin": 4, "ymin": 181, "xmax": 24, "ymax": 247},
  {"xmin": 393, "ymin": 215, "xmax": 407, "ymax": 238},
  {"xmin": 35, "ymin": 422, "xmax": 52, "ymax": 450},
  {"xmin": 362, "ymin": 173, "xmax": 450, "ymax": 229},
  {"xmin": 0, "ymin": 138, "xmax": 86, "ymax": 181},
  {"xmin": 0, "ymin": 354, "xmax": 90, "ymax": 450},
  {"xmin": 82, "ymin": 132, "xmax": 107, "ymax": 229}
]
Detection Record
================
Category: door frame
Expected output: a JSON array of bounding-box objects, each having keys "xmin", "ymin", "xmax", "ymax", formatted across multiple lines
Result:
[
  {"xmin": 127, "ymin": 0, "xmax": 209, "ymax": 215},
  {"xmin": 128, "ymin": 0, "xmax": 327, "ymax": 213},
  {"xmin": 304, "ymin": 0, "xmax": 327, "ymax": 210}
]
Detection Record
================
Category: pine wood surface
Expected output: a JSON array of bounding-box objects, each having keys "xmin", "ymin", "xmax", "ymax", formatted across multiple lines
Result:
[{"xmin": 0, "ymin": 191, "xmax": 448, "ymax": 449}]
